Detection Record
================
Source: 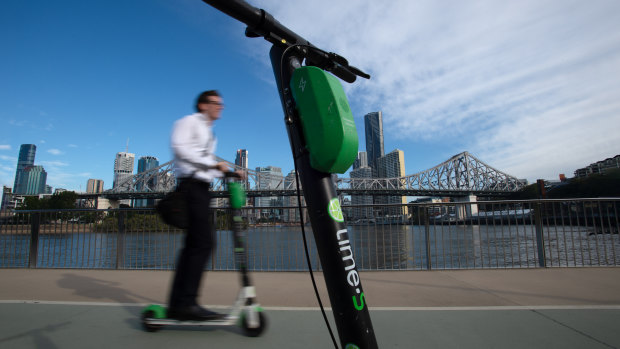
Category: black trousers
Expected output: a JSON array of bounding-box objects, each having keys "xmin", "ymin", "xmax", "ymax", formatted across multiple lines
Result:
[{"xmin": 168, "ymin": 179, "xmax": 215, "ymax": 308}]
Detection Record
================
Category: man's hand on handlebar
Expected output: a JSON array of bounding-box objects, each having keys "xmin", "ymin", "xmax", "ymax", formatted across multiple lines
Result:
[
  {"xmin": 231, "ymin": 170, "xmax": 247, "ymax": 180},
  {"xmin": 215, "ymin": 161, "xmax": 230, "ymax": 173},
  {"xmin": 218, "ymin": 162, "xmax": 247, "ymax": 180}
]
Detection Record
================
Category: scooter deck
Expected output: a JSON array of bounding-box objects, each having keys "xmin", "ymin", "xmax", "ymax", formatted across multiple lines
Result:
[
  {"xmin": 142, "ymin": 308, "xmax": 267, "ymax": 336},
  {"xmin": 144, "ymin": 315, "xmax": 236, "ymax": 327}
]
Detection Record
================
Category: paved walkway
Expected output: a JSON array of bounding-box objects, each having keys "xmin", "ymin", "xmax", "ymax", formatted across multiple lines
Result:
[{"xmin": 1, "ymin": 268, "xmax": 620, "ymax": 348}]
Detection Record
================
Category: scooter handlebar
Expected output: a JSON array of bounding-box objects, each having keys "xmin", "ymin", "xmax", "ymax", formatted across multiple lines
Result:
[
  {"xmin": 224, "ymin": 171, "xmax": 242, "ymax": 179},
  {"xmin": 202, "ymin": 0, "xmax": 370, "ymax": 82},
  {"xmin": 202, "ymin": 0, "xmax": 310, "ymax": 46},
  {"xmin": 328, "ymin": 64, "xmax": 357, "ymax": 83}
]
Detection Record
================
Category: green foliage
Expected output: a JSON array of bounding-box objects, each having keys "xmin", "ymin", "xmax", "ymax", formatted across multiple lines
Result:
[
  {"xmin": 126, "ymin": 213, "xmax": 163, "ymax": 232},
  {"xmin": 94, "ymin": 212, "xmax": 173, "ymax": 232},
  {"xmin": 21, "ymin": 196, "xmax": 45, "ymax": 210},
  {"xmin": 548, "ymin": 169, "xmax": 620, "ymax": 198},
  {"xmin": 18, "ymin": 191, "xmax": 79, "ymax": 210},
  {"xmin": 95, "ymin": 216, "xmax": 120, "ymax": 232},
  {"xmin": 509, "ymin": 170, "xmax": 620, "ymax": 199},
  {"xmin": 507, "ymin": 183, "xmax": 539, "ymax": 200},
  {"xmin": 48, "ymin": 191, "xmax": 79, "ymax": 209}
]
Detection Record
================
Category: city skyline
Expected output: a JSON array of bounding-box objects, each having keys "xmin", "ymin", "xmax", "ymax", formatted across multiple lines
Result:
[
  {"xmin": 2, "ymin": 0, "xmax": 620, "ymax": 192},
  {"xmin": 3, "ymin": 129, "xmax": 619, "ymax": 195}
]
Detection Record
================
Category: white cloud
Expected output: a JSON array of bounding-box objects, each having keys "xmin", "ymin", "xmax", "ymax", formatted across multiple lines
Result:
[
  {"xmin": 0, "ymin": 145, "xmax": 11, "ymax": 150},
  {"xmin": 41, "ymin": 160, "xmax": 69, "ymax": 167},
  {"xmin": 47, "ymin": 149, "xmax": 64, "ymax": 156},
  {"xmin": 8, "ymin": 119, "xmax": 25, "ymax": 127},
  {"xmin": 254, "ymin": 0, "xmax": 620, "ymax": 181},
  {"xmin": 68, "ymin": 144, "xmax": 78, "ymax": 148},
  {"xmin": 0, "ymin": 155, "xmax": 16, "ymax": 162}
]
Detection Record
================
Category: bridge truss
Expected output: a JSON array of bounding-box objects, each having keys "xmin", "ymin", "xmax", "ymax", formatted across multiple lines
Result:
[
  {"xmin": 336, "ymin": 152, "xmax": 525, "ymax": 197},
  {"xmin": 101, "ymin": 151, "xmax": 525, "ymax": 200}
]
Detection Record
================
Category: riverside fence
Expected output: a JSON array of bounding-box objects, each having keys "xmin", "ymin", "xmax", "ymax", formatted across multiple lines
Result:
[{"xmin": 0, "ymin": 198, "xmax": 618, "ymax": 270}]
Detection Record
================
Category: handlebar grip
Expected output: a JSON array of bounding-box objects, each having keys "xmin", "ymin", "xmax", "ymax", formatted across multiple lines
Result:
[
  {"xmin": 224, "ymin": 171, "xmax": 242, "ymax": 179},
  {"xmin": 349, "ymin": 65, "xmax": 371, "ymax": 80},
  {"xmin": 329, "ymin": 64, "xmax": 357, "ymax": 83}
]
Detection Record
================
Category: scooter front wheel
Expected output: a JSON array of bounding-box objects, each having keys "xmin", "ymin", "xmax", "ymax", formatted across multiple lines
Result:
[{"xmin": 241, "ymin": 311, "xmax": 267, "ymax": 337}]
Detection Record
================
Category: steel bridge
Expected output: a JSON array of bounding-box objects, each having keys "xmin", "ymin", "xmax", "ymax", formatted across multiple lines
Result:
[{"xmin": 82, "ymin": 152, "xmax": 525, "ymax": 204}]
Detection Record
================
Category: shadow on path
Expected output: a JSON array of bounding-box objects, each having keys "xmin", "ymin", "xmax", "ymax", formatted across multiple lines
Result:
[{"xmin": 57, "ymin": 272, "xmax": 160, "ymax": 330}]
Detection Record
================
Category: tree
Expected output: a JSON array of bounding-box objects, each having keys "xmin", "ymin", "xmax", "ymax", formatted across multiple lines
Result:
[
  {"xmin": 47, "ymin": 191, "xmax": 79, "ymax": 209},
  {"xmin": 508, "ymin": 169, "xmax": 620, "ymax": 199},
  {"xmin": 548, "ymin": 169, "xmax": 620, "ymax": 198},
  {"xmin": 18, "ymin": 191, "xmax": 79, "ymax": 210},
  {"xmin": 20, "ymin": 196, "xmax": 45, "ymax": 210},
  {"xmin": 507, "ymin": 183, "xmax": 539, "ymax": 200}
]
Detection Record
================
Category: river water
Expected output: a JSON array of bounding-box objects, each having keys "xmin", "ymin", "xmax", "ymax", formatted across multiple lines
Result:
[{"xmin": 1, "ymin": 224, "xmax": 618, "ymax": 270}]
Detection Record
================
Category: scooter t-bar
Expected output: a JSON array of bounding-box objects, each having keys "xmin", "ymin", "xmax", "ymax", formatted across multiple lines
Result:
[
  {"xmin": 201, "ymin": 1, "xmax": 377, "ymax": 348},
  {"xmin": 202, "ymin": 0, "xmax": 368, "ymax": 83}
]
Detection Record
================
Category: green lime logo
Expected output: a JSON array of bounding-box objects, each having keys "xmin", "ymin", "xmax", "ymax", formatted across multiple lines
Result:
[
  {"xmin": 328, "ymin": 198, "xmax": 344, "ymax": 222},
  {"xmin": 345, "ymin": 344, "xmax": 360, "ymax": 349}
]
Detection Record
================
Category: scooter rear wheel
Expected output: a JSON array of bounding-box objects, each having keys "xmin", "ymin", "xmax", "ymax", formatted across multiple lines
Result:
[
  {"xmin": 142, "ymin": 310, "xmax": 163, "ymax": 332},
  {"xmin": 241, "ymin": 311, "xmax": 267, "ymax": 337}
]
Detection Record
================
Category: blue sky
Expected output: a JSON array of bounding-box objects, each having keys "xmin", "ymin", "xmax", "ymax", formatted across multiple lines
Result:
[{"xmin": 2, "ymin": 0, "xmax": 620, "ymax": 192}]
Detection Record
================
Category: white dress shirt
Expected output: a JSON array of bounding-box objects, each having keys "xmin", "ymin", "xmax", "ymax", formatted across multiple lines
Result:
[{"xmin": 171, "ymin": 112, "xmax": 222, "ymax": 183}]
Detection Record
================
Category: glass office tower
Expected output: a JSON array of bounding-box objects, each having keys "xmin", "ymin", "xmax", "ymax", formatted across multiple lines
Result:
[
  {"xmin": 21, "ymin": 165, "xmax": 47, "ymax": 195},
  {"xmin": 364, "ymin": 111, "xmax": 384, "ymax": 176},
  {"xmin": 135, "ymin": 156, "xmax": 159, "ymax": 207},
  {"xmin": 13, "ymin": 144, "xmax": 37, "ymax": 194}
]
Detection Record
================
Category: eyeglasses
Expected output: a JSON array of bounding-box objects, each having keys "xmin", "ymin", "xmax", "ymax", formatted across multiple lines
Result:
[{"xmin": 207, "ymin": 101, "xmax": 224, "ymax": 107}]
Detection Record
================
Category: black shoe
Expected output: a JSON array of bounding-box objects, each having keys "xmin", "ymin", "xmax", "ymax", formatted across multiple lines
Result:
[{"xmin": 167, "ymin": 305, "xmax": 224, "ymax": 321}]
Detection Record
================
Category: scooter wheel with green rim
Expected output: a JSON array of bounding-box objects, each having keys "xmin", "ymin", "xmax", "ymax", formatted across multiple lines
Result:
[
  {"xmin": 142, "ymin": 310, "xmax": 163, "ymax": 332},
  {"xmin": 241, "ymin": 311, "xmax": 267, "ymax": 337}
]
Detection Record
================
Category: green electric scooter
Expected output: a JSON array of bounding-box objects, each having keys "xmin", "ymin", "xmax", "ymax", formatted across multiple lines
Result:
[{"xmin": 141, "ymin": 173, "xmax": 267, "ymax": 337}]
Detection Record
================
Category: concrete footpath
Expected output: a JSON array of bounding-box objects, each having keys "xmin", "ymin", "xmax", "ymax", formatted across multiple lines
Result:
[{"xmin": 1, "ymin": 268, "xmax": 620, "ymax": 348}]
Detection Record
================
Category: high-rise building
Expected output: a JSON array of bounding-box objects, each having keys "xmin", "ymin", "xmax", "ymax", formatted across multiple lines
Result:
[
  {"xmin": 255, "ymin": 166, "xmax": 283, "ymax": 218},
  {"xmin": 235, "ymin": 149, "xmax": 250, "ymax": 192},
  {"xmin": 21, "ymin": 165, "xmax": 47, "ymax": 195},
  {"xmin": 1, "ymin": 186, "xmax": 25, "ymax": 211},
  {"xmin": 283, "ymin": 170, "xmax": 307, "ymax": 223},
  {"xmin": 13, "ymin": 144, "xmax": 37, "ymax": 194},
  {"xmin": 235, "ymin": 149, "xmax": 248, "ymax": 169},
  {"xmin": 87, "ymin": 179, "xmax": 105, "ymax": 194},
  {"xmin": 135, "ymin": 156, "xmax": 159, "ymax": 207},
  {"xmin": 574, "ymin": 154, "xmax": 620, "ymax": 178},
  {"xmin": 138, "ymin": 156, "xmax": 159, "ymax": 174},
  {"xmin": 378, "ymin": 149, "xmax": 406, "ymax": 178},
  {"xmin": 376, "ymin": 149, "xmax": 408, "ymax": 216},
  {"xmin": 364, "ymin": 112, "xmax": 384, "ymax": 175},
  {"xmin": 1, "ymin": 186, "xmax": 12, "ymax": 211},
  {"xmin": 350, "ymin": 166, "xmax": 373, "ymax": 219},
  {"xmin": 113, "ymin": 152, "xmax": 135, "ymax": 191},
  {"xmin": 353, "ymin": 151, "xmax": 368, "ymax": 170}
]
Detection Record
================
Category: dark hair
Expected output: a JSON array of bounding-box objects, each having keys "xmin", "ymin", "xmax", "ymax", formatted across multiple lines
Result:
[{"xmin": 195, "ymin": 90, "xmax": 221, "ymax": 112}]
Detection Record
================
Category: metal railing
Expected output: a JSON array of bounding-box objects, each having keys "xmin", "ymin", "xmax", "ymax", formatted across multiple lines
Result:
[{"xmin": 1, "ymin": 198, "xmax": 618, "ymax": 270}]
